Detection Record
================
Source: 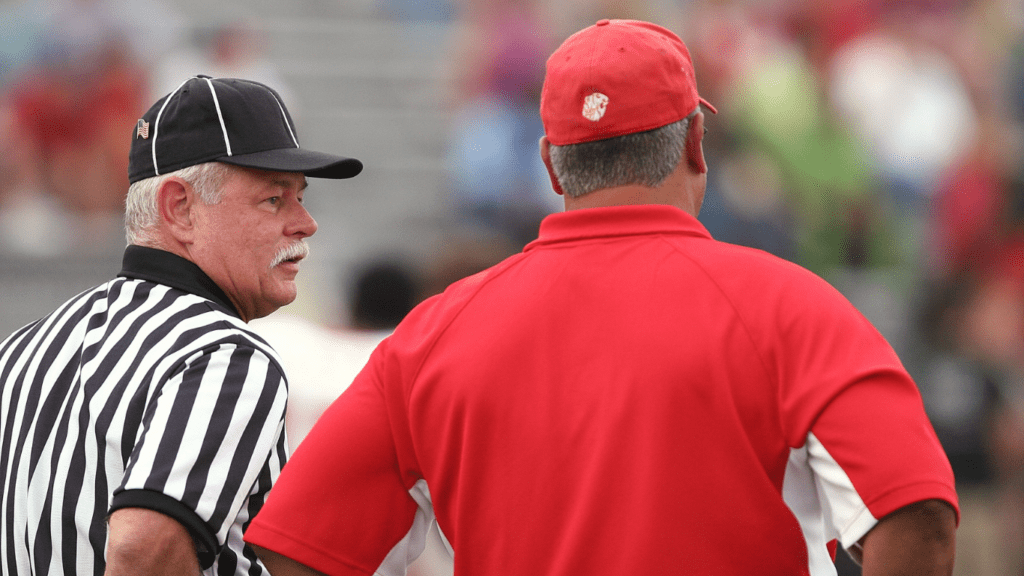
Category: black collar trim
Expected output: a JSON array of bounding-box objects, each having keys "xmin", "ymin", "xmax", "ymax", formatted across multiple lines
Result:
[{"xmin": 118, "ymin": 245, "xmax": 240, "ymax": 318}]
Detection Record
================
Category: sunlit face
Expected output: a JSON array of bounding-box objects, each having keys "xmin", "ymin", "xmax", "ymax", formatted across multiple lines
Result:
[{"xmin": 187, "ymin": 166, "xmax": 317, "ymax": 321}]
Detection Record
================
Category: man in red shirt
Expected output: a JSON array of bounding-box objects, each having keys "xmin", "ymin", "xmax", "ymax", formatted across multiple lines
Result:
[{"xmin": 245, "ymin": 19, "xmax": 957, "ymax": 576}]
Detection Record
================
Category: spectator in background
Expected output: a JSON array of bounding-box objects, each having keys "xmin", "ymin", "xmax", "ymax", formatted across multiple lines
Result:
[
  {"xmin": 827, "ymin": 3, "xmax": 977, "ymax": 211},
  {"xmin": 0, "ymin": 91, "xmax": 70, "ymax": 256},
  {"xmin": 10, "ymin": 38, "xmax": 146, "ymax": 211},
  {"xmin": 919, "ymin": 98, "xmax": 1024, "ymax": 575},
  {"xmin": 350, "ymin": 260, "xmax": 421, "ymax": 331},
  {"xmin": 1, "ymin": 0, "xmax": 182, "ymax": 255},
  {"xmin": 443, "ymin": 0, "xmax": 559, "ymax": 248},
  {"xmin": 687, "ymin": 0, "xmax": 899, "ymax": 278},
  {"xmin": 7, "ymin": 36, "xmax": 147, "ymax": 253},
  {"xmin": 921, "ymin": 233, "xmax": 1024, "ymax": 576}
]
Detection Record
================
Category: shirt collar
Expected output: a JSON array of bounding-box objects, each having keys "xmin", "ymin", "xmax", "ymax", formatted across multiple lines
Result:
[
  {"xmin": 526, "ymin": 205, "xmax": 712, "ymax": 251},
  {"xmin": 118, "ymin": 245, "xmax": 240, "ymax": 318}
]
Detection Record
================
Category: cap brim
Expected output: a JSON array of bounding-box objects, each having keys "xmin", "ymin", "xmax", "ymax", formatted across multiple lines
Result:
[{"xmin": 217, "ymin": 148, "xmax": 363, "ymax": 179}]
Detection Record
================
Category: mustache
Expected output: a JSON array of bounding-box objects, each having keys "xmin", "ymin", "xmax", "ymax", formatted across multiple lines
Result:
[{"xmin": 270, "ymin": 241, "xmax": 310, "ymax": 267}]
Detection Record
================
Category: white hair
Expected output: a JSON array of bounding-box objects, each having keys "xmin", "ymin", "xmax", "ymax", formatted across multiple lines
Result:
[{"xmin": 124, "ymin": 162, "xmax": 233, "ymax": 246}]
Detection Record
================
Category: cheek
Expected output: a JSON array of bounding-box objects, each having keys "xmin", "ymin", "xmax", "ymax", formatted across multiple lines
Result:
[
  {"xmin": 202, "ymin": 212, "xmax": 280, "ymax": 271},
  {"xmin": 206, "ymin": 232, "xmax": 263, "ymax": 278}
]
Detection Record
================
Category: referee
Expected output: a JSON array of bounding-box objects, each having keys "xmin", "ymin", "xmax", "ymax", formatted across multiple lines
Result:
[{"xmin": 0, "ymin": 76, "xmax": 362, "ymax": 575}]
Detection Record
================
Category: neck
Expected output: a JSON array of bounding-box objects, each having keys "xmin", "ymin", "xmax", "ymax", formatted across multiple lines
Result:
[
  {"xmin": 563, "ymin": 171, "xmax": 704, "ymax": 217},
  {"xmin": 136, "ymin": 232, "xmax": 191, "ymax": 262}
]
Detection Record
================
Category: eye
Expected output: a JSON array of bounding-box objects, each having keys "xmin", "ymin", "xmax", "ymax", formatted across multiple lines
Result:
[{"xmin": 266, "ymin": 196, "xmax": 281, "ymax": 206}]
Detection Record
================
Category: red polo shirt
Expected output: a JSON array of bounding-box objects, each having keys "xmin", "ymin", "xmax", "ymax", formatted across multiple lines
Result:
[{"xmin": 246, "ymin": 205, "xmax": 957, "ymax": 576}]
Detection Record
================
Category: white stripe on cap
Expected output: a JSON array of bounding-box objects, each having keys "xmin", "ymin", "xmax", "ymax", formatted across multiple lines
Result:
[
  {"xmin": 267, "ymin": 91, "xmax": 299, "ymax": 147},
  {"xmin": 151, "ymin": 77, "xmax": 191, "ymax": 176},
  {"xmin": 203, "ymin": 77, "xmax": 233, "ymax": 156}
]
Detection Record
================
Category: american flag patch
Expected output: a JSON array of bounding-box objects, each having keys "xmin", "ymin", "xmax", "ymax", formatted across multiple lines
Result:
[{"xmin": 136, "ymin": 119, "xmax": 150, "ymax": 139}]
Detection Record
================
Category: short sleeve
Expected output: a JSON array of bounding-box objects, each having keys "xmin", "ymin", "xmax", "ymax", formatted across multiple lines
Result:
[
  {"xmin": 111, "ymin": 340, "xmax": 288, "ymax": 568},
  {"xmin": 773, "ymin": 272, "xmax": 958, "ymax": 548},
  {"xmin": 244, "ymin": 348, "xmax": 424, "ymax": 576},
  {"xmin": 806, "ymin": 371, "xmax": 959, "ymax": 545}
]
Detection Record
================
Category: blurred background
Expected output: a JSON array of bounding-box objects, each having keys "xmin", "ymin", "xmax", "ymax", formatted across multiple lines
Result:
[{"xmin": 1, "ymin": 0, "xmax": 1022, "ymax": 573}]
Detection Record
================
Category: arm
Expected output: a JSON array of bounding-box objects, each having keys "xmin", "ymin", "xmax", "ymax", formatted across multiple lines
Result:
[
  {"xmin": 856, "ymin": 499, "xmax": 957, "ymax": 576},
  {"xmin": 104, "ymin": 508, "xmax": 201, "ymax": 576},
  {"xmin": 251, "ymin": 545, "xmax": 330, "ymax": 576}
]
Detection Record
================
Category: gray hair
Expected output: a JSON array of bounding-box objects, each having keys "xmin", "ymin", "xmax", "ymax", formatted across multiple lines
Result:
[
  {"xmin": 124, "ymin": 162, "xmax": 233, "ymax": 246},
  {"xmin": 548, "ymin": 111, "xmax": 697, "ymax": 199}
]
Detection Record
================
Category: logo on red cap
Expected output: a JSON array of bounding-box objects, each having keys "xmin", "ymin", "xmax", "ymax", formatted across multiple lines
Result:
[{"xmin": 582, "ymin": 93, "xmax": 609, "ymax": 121}]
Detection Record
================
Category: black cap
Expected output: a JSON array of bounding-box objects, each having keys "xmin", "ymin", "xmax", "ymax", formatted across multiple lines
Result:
[{"xmin": 128, "ymin": 75, "xmax": 363, "ymax": 184}]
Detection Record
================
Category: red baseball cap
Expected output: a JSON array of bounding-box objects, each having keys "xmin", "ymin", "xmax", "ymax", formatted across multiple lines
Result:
[{"xmin": 540, "ymin": 19, "xmax": 716, "ymax": 146}]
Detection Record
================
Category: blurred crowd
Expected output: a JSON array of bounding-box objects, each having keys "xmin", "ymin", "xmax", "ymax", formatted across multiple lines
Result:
[
  {"xmin": 1, "ymin": 0, "xmax": 1024, "ymax": 573},
  {"xmin": 0, "ymin": 0, "xmax": 289, "ymax": 256}
]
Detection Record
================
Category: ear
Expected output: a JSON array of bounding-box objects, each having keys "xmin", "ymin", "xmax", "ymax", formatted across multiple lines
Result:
[
  {"xmin": 685, "ymin": 111, "xmax": 707, "ymax": 175},
  {"xmin": 539, "ymin": 136, "xmax": 565, "ymax": 196},
  {"xmin": 156, "ymin": 177, "xmax": 196, "ymax": 243}
]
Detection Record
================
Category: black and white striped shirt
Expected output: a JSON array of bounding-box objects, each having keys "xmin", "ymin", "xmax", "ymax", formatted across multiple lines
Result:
[{"xmin": 0, "ymin": 245, "xmax": 289, "ymax": 575}]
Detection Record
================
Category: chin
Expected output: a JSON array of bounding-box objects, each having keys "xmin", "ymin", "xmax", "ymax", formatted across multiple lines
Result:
[
  {"xmin": 262, "ymin": 287, "xmax": 298, "ymax": 315},
  {"xmin": 274, "ymin": 292, "xmax": 298, "ymax": 309}
]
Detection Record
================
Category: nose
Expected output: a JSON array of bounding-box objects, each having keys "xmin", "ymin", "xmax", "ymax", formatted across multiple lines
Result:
[{"xmin": 287, "ymin": 200, "xmax": 318, "ymax": 238}]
